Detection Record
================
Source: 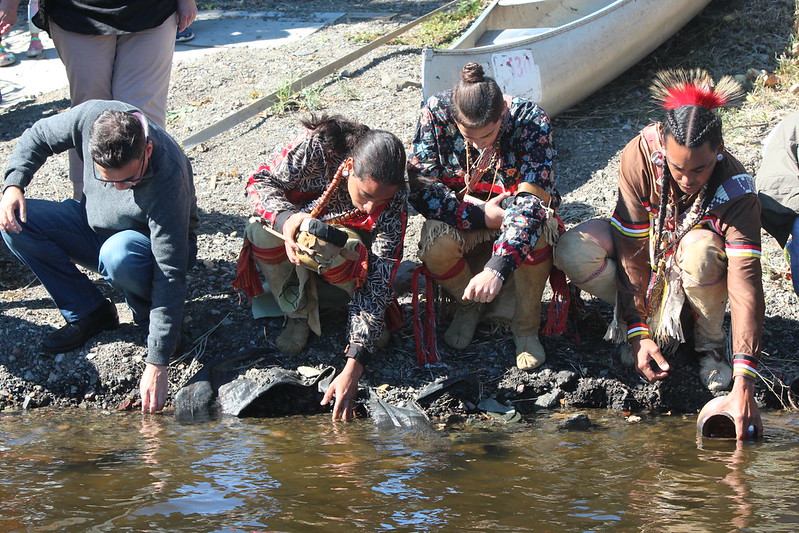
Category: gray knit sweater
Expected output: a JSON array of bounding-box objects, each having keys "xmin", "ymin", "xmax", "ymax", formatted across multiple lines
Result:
[{"xmin": 3, "ymin": 100, "xmax": 198, "ymax": 366}]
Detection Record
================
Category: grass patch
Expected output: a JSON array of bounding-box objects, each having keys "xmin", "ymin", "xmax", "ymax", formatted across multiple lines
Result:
[
  {"xmin": 346, "ymin": 0, "xmax": 485, "ymax": 48},
  {"xmin": 270, "ymin": 78, "xmax": 325, "ymax": 115},
  {"xmin": 337, "ymin": 78, "xmax": 362, "ymax": 101},
  {"xmin": 399, "ymin": 0, "xmax": 485, "ymax": 48},
  {"xmin": 347, "ymin": 30, "xmax": 382, "ymax": 44}
]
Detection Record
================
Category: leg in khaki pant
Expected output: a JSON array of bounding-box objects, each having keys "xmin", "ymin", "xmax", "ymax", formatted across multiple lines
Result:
[
  {"xmin": 244, "ymin": 220, "xmax": 310, "ymax": 356},
  {"xmin": 678, "ymin": 229, "xmax": 731, "ymax": 391},
  {"xmin": 244, "ymin": 220, "xmax": 375, "ymax": 356},
  {"xmin": 418, "ymin": 221, "xmax": 486, "ymax": 350},
  {"xmin": 553, "ymin": 219, "xmax": 618, "ymax": 305},
  {"xmin": 554, "ymin": 219, "xmax": 630, "ymax": 363}
]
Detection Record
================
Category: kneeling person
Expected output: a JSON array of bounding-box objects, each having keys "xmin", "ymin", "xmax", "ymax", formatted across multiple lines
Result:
[
  {"xmin": 554, "ymin": 70, "xmax": 763, "ymax": 440},
  {"xmin": 234, "ymin": 115, "xmax": 407, "ymax": 421},
  {"xmin": 0, "ymin": 100, "xmax": 198, "ymax": 414},
  {"xmin": 407, "ymin": 62, "xmax": 561, "ymax": 370}
]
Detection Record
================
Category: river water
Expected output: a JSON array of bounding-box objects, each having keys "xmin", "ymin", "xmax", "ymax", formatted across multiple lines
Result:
[{"xmin": 1, "ymin": 409, "xmax": 798, "ymax": 532}]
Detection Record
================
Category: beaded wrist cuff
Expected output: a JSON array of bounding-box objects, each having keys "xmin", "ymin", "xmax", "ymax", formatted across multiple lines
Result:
[
  {"xmin": 484, "ymin": 266, "xmax": 505, "ymax": 282},
  {"xmin": 627, "ymin": 322, "xmax": 649, "ymax": 340},
  {"xmin": 733, "ymin": 354, "xmax": 759, "ymax": 382}
]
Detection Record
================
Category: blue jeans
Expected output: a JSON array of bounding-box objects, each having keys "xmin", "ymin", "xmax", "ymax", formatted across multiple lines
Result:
[
  {"xmin": 2, "ymin": 198, "xmax": 155, "ymax": 323},
  {"xmin": 788, "ymin": 216, "xmax": 799, "ymax": 296}
]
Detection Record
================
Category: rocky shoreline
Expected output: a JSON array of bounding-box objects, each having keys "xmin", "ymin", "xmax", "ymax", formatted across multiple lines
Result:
[{"xmin": 1, "ymin": 0, "xmax": 798, "ymax": 424}]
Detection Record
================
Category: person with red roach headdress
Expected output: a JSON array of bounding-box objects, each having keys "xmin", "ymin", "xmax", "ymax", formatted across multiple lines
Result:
[{"xmin": 554, "ymin": 69, "xmax": 764, "ymax": 440}]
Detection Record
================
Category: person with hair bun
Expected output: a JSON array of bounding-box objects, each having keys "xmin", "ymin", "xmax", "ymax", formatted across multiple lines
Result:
[
  {"xmin": 554, "ymin": 69, "xmax": 764, "ymax": 440},
  {"xmin": 234, "ymin": 114, "xmax": 408, "ymax": 421},
  {"xmin": 408, "ymin": 61, "xmax": 561, "ymax": 371}
]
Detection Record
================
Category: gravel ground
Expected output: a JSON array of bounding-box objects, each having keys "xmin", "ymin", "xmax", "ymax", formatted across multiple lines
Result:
[{"xmin": 1, "ymin": 0, "xmax": 798, "ymax": 424}]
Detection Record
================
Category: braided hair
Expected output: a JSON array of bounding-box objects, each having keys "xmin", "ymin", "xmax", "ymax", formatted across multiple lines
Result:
[{"xmin": 649, "ymin": 69, "xmax": 742, "ymax": 263}]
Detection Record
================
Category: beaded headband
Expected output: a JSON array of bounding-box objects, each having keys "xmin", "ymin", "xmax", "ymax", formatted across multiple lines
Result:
[{"xmin": 650, "ymin": 68, "xmax": 742, "ymax": 110}]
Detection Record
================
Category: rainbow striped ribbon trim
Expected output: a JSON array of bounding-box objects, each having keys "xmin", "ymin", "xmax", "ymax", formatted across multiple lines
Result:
[
  {"xmin": 733, "ymin": 355, "xmax": 759, "ymax": 381},
  {"xmin": 610, "ymin": 215, "xmax": 649, "ymax": 238},
  {"xmin": 725, "ymin": 242, "xmax": 762, "ymax": 259},
  {"xmin": 627, "ymin": 322, "xmax": 649, "ymax": 340}
]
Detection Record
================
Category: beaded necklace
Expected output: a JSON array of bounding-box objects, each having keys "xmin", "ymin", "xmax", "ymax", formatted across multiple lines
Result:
[
  {"xmin": 303, "ymin": 159, "xmax": 365, "ymax": 224},
  {"xmin": 463, "ymin": 140, "xmax": 502, "ymax": 201},
  {"xmin": 646, "ymin": 181, "xmax": 708, "ymax": 316},
  {"xmin": 652, "ymin": 183, "xmax": 708, "ymax": 264}
]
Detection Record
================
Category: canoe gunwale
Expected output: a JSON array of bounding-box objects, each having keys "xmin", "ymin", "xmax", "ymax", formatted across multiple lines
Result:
[
  {"xmin": 441, "ymin": 0, "xmax": 632, "ymax": 55},
  {"xmin": 421, "ymin": 0, "xmax": 713, "ymax": 115}
]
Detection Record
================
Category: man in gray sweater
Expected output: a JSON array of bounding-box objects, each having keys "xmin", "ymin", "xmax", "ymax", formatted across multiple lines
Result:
[{"xmin": 0, "ymin": 100, "xmax": 198, "ymax": 413}]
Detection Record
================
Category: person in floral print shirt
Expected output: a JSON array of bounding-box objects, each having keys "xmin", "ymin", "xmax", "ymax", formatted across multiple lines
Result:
[{"xmin": 407, "ymin": 62, "xmax": 561, "ymax": 370}]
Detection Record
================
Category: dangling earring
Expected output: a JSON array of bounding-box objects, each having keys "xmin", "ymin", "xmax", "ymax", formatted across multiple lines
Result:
[{"xmin": 716, "ymin": 153, "xmax": 723, "ymax": 162}]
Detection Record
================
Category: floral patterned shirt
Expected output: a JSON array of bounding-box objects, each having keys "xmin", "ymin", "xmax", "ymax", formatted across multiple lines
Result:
[
  {"xmin": 407, "ymin": 91, "xmax": 559, "ymax": 278},
  {"xmin": 245, "ymin": 129, "xmax": 408, "ymax": 358}
]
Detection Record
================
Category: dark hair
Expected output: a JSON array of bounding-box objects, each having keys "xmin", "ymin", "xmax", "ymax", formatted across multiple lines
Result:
[
  {"xmin": 88, "ymin": 110, "xmax": 147, "ymax": 168},
  {"xmin": 451, "ymin": 62, "xmax": 504, "ymax": 129},
  {"xmin": 301, "ymin": 113, "xmax": 370, "ymax": 160},
  {"xmin": 662, "ymin": 105, "xmax": 723, "ymax": 150},
  {"xmin": 351, "ymin": 130, "xmax": 406, "ymax": 186}
]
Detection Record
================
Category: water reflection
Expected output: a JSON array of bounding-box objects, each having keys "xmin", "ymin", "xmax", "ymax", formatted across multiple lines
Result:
[{"xmin": 1, "ymin": 410, "xmax": 798, "ymax": 531}]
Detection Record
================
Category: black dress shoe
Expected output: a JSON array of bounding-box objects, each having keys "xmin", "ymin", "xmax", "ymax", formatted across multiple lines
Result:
[{"xmin": 43, "ymin": 299, "xmax": 120, "ymax": 354}]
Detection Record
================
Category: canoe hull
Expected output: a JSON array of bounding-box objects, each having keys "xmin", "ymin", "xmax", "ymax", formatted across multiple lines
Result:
[{"xmin": 422, "ymin": 0, "xmax": 713, "ymax": 115}]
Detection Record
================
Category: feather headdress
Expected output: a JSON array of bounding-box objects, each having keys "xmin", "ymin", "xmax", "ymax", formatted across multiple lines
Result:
[{"xmin": 650, "ymin": 68, "xmax": 742, "ymax": 110}]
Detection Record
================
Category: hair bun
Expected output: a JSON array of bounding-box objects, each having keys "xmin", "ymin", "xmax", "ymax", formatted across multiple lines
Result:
[{"xmin": 460, "ymin": 62, "xmax": 485, "ymax": 84}]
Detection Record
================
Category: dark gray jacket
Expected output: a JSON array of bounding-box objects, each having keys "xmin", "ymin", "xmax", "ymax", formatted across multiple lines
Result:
[{"xmin": 3, "ymin": 99, "xmax": 198, "ymax": 365}]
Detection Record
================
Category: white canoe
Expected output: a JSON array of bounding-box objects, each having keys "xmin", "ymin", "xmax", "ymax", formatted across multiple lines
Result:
[{"xmin": 422, "ymin": 0, "xmax": 713, "ymax": 116}]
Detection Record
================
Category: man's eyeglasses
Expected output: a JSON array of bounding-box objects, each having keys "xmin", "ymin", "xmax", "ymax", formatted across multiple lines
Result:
[{"xmin": 92, "ymin": 152, "xmax": 146, "ymax": 185}]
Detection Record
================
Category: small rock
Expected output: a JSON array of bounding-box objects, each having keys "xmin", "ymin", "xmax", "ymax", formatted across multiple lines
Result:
[
  {"xmin": 559, "ymin": 413, "xmax": 592, "ymax": 431},
  {"xmin": 535, "ymin": 389, "xmax": 563, "ymax": 409},
  {"xmin": 117, "ymin": 397, "xmax": 135, "ymax": 411},
  {"xmin": 626, "ymin": 415, "xmax": 642, "ymax": 423}
]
